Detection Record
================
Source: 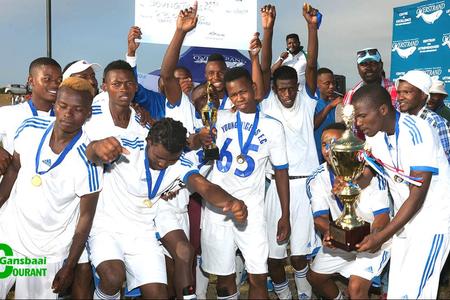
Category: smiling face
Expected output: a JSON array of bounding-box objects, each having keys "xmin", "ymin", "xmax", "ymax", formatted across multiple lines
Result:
[
  {"xmin": 357, "ymin": 60, "xmax": 383, "ymax": 84},
  {"xmin": 397, "ymin": 80, "xmax": 427, "ymax": 115},
  {"xmin": 286, "ymin": 37, "xmax": 301, "ymax": 55},
  {"xmin": 103, "ymin": 69, "xmax": 137, "ymax": 107},
  {"xmin": 54, "ymin": 88, "xmax": 92, "ymax": 134},
  {"xmin": 205, "ymin": 61, "xmax": 226, "ymax": 93},
  {"xmin": 29, "ymin": 64, "xmax": 62, "ymax": 103}
]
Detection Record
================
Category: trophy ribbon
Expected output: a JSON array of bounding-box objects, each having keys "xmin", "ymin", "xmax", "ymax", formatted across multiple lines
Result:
[{"xmin": 236, "ymin": 109, "xmax": 260, "ymax": 164}]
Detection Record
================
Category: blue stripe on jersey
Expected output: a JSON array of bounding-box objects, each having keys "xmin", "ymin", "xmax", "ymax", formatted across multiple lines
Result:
[
  {"xmin": 273, "ymin": 163, "xmax": 289, "ymax": 170},
  {"xmin": 376, "ymin": 175, "xmax": 387, "ymax": 190},
  {"xmin": 417, "ymin": 234, "xmax": 444, "ymax": 298},
  {"xmin": 134, "ymin": 116, "xmax": 151, "ymax": 130},
  {"xmin": 182, "ymin": 169, "xmax": 199, "ymax": 184},
  {"xmin": 403, "ymin": 122, "xmax": 420, "ymax": 145},
  {"xmin": 378, "ymin": 250, "xmax": 389, "ymax": 273},
  {"xmin": 179, "ymin": 155, "xmax": 194, "ymax": 167},
  {"xmin": 410, "ymin": 166, "xmax": 439, "ymax": 175},
  {"xmin": 372, "ymin": 207, "xmax": 390, "ymax": 216},
  {"xmin": 121, "ymin": 137, "xmax": 144, "ymax": 145},
  {"xmin": 77, "ymin": 143, "xmax": 100, "ymax": 192},
  {"xmin": 14, "ymin": 118, "xmax": 51, "ymax": 139},
  {"xmin": 312, "ymin": 209, "xmax": 329, "ymax": 218},
  {"xmin": 403, "ymin": 116, "xmax": 423, "ymax": 144},
  {"xmin": 166, "ymin": 98, "xmax": 182, "ymax": 108},
  {"xmin": 121, "ymin": 137, "xmax": 145, "ymax": 150},
  {"xmin": 306, "ymin": 164, "xmax": 326, "ymax": 200}
]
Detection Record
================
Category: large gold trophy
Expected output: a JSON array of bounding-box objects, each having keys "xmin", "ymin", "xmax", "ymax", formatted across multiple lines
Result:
[
  {"xmin": 200, "ymin": 82, "xmax": 220, "ymax": 161},
  {"xmin": 329, "ymin": 104, "xmax": 370, "ymax": 251}
]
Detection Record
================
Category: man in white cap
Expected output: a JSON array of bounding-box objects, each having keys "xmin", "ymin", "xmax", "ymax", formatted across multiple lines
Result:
[
  {"xmin": 63, "ymin": 60, "xmax": 101, "ymax": 95},
  {"xmin": 428, "ymin": 79, "xmax": 450, "ymax": 122},
  {"xmin": 396, "ymin": 70, "xmax": 450, "ymax": 163}
]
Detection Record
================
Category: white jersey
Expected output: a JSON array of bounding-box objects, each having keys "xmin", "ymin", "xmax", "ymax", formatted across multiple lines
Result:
[
  {"xmin": 206, "ymin": 109, "xmax": 289, "ymax": 225},
  {"xmin": 0, "ymin": 100, "xmax": 54, "ymax": 154},
  {"xmin": 84, "ymin": 96, "xmax": 199, "ymax": 236},
  {"xmin": 307, "ymin": 163, "xmax": 390, "ymax": 224},
  {"xmin": 281, "ymin": 51, "xmax": 307, "ymax": 87},
  {"xmin": 260, "ymin": 88, "xmax": 318, "ymax": 175},
  {"xmin": 0, "ymin": 116, "xmax": 103, "ymax": 262},
  {"xmin": 366, "ymin": 113, "xmax": 450, "ymax": 235},
  {"xmin": 165, "ymin": 93, "xmax": 197, "ymax": 134}
]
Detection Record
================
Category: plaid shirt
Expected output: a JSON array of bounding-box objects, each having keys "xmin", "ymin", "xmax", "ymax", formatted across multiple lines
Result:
[{"xmin": 419, "ymin": 107, "xmax": 450, "ymax": 163}]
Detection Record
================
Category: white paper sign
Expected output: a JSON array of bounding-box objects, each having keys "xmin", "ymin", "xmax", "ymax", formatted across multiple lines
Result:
[{"xmin": 135, "ymin": 0, "xmax": 257, "ymax": 50}]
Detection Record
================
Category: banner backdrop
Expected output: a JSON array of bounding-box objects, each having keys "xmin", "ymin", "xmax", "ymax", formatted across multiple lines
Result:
[{"xmin": 391, "ymin": 0, "xmax": 450, "ymax": 104}]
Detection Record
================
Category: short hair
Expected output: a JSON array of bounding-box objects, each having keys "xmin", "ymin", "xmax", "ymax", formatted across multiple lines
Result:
[
  {"xmin": 103, "ymin": 60, "xmax": 136, "ymax": 82},
  {"xmin": 224, "ymin": 67, "xmax": 252, "ymax": 84},
  {"xmin": 207, "ymin": 53, "xmax": 226, "ymax": 64},
  {"xmin": 58, "ymin": 77, "xmax": 94, "ymax": 105},
  {"xmin": 352, "ymin": 83, "xmax": 393, "ymax": 110},
  {"xmin": 62, "ymin": 60, "xmax": 79, "ymax": 74},
  {"xmin": 322, "ymin": 122, "xmax": 346, "ymax": 133},
  {"xmin": 317, "ymin": 67, "xmax": 334, "ymax": 76},
  {"xmin": 286, "ymin": 33, "xmax": 299, "ymax": 41},
  {"xmin": 175, "ymin": 66, "xmax": 192, "ymax": 77},
  {"xmin": 29, "ymin": 57, "xmax": 61, "ymax": 75},
  {"xmin": 147, "ymin": 118, "xmax": 187, "ymax": 154},
  {"xmin": 192, "ymin": 82, "xmax": 206, "ymax": 94},
  {"xmin": 273, "ymin": 66, "xmax": 298, "ymax": 85}
]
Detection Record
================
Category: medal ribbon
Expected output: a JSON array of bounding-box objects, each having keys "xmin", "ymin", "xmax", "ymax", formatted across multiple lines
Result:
[
  {"xmin": 35, "ymin": 122, "xmax": 82, "ymax": 175},
  {"xmin": 28, "ymin": 99, "xmax": 55, "ymax": 117},
  {"xmin": 328, "ymin": 169, "xmax": 344, "ymax": 211},
  {"xmin": 144, "ymin": 146, "xmax": 167, "ymax": 199},
  {"xmin": 219, "ymin": 93, "xmax": 228, "ymax": 110},
  {"xmin": 236, "ymin": 109, "xmax": 260, "ymax": 157}
]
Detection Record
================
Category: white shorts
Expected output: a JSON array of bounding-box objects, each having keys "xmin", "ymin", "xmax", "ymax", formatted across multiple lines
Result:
[
  {"xmin": 265, "ymin": 177, "xmax": 321, "ymax": 258},
  {"xmin": 201, "ymin": 218, "xmax": 268, "ymax": 275},
  {"xmin": 87, "ymin": 231, "xmax": 167, "ymax": 290},
  {"xmin": 388, "ymin": 232, "xmax": 450, "ymax": 299},
  {"xmin": 160, "ymin": 211, "xmax": 190, "ymax": 258},
  {"xmin": 310, "ymin": 246, "xmax": 390, "ymax": 281},
  {"xmin": 0, "ymin": 252, "xmax": 63, "ymax": 299}
]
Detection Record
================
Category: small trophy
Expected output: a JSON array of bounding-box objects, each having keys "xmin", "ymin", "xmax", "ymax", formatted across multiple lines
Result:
[
  {"xmin": 328, "ymin": 104, "xmax": 370, "ymax": 251},
  {"xmin": 201, "ymin": 82, "xmax": 220, "ymax": 161}
]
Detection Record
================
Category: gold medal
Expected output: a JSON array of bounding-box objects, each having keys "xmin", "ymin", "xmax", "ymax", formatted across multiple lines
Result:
[
  {"xmin": 31, "ymin": 175, "xmax": 42, "ymax": 187},
  {"xmin": 236, "ymin": 154, "xmax": 246, "ymax": 164},
  {"xmin": 394, "ymin": 175, "xmax": 404, "ymax": 183},
  {"xmin": 143, "ymin": 199, "xmax": 153, "ymax": 208}
]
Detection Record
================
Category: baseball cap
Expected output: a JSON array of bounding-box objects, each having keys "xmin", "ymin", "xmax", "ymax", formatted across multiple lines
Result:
[
  {"xmin": 62, "ymin": 60, "xmax": 101, "ymax": 80},
  {"xmin": 356, "ymin": 48, "xmax": 382, "ymax": 64},
  {"xmin": 396, "ymin": 70, "xmax": 432, "ymax": 96},
  {"xmin": 429, "ymin": 79, "xmax": 448, "ymax": 96}
]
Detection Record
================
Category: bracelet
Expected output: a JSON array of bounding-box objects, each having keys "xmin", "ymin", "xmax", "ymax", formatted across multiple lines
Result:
[{"xmin": 278, "ymin": 56, "xmax": 285, "ymax": 62}]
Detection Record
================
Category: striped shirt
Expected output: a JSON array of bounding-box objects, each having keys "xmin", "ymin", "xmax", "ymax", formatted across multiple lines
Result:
[{"xmin": 418, "ymin": 106, "xmax": 450, "ymax": 163}]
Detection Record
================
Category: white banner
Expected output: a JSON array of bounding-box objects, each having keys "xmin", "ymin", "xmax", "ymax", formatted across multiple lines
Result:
[{"xmin": 135, "ymin": 0, "xmax": 257, "ymax": 50}]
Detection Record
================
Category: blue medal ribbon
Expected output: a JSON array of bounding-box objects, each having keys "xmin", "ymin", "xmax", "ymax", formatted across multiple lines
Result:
[
  {"xmin": 35, "ymin": 122, "xmax": 82, "ymax": 175},
  {"xmin": 144, "ymin": 146, "xmax": 167, "ymax": 199},
  {"xmin": 383, "ymin": 111, "xmax": 400, "ymax": 170},
  {"xmin": 236, "ymin": 109, "xmax": 259, "ymax": 157},
  {"xmin": 219, "ymin": 93, "xmax": 228, "ymax": 110},
  {"xmin": 28, "ymin": 99, "xmax": 55, "ymax": 117},
  {"xmin": 328, "ymin": 168, "xmax": 344, "ymax": 211}
]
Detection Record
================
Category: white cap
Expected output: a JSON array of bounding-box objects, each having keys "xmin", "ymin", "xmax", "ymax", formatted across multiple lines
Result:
[
  {"xmin": 62, "ymin": 60, "xmax": 101, "ymax": 80},
  {"xmin": 396, "ymin": 70, "xmax": 432, "ymax": 96},
  {"xmin": 429, "ymin": 79, "xmax": 448, "ymax": 96}
]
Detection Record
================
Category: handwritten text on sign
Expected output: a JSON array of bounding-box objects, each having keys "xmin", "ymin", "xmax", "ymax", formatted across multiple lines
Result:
[{"xmin": 135, "ymin": 0, "xmax": 257, "ymax": 50}]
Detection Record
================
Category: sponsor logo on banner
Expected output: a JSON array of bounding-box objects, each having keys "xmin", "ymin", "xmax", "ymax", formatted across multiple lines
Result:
[
  {"xmin": 392, "ymin": 39, "xmax": 419, "ymax": 59},
  {"xmin": 192, "ymin": 53, "xmax": 246, "ymax": 68},
  {"xmin": 420, "ymin": 67, "xmax": 443, "ymax": 78},
  {"xmin": 395, "ymin": 11, "xmax": 412, "ymax": 26},
  {"xmin": 443, "ymin": 33, "xmax": 450, "ymax": 49},
  {"xmin": 418, "ymin": 37, "xmax": 440, "ymax": 54},
  {"xmin": 416, "ymin": 1, "xmax": 445, "ymax": 24}
]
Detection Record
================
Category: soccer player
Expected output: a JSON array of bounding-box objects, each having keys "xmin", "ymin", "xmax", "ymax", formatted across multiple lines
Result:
[
  {"xmin": 258, "ymin": 3, "xmax": 321, "ymax": 299},
  {"xmin": 306, "ymin": 122, "xmax": 391, "ymax": 299},
  {"xmin": 0, "ymin": 77, "xmax": 101, "ymax": 299},
  {"xmin": 351, "ymin": 84, "xmax": 450, "ymax": 299},
  {"xmin": 0, "ymin": 57, "xmax": 62, "ymax": 175},
  {"xmin": 62, "ymin": 59, "xmax": 101, "ymax": 95}
]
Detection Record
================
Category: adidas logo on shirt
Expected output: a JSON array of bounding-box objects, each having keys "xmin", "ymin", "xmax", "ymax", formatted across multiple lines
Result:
[{"xmin": 42, "ymin": 159, "xmax": 52, "ymax": 167}]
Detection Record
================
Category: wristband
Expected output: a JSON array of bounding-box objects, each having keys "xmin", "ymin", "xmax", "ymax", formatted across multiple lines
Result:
[{"xmin": 278, "ymin": 56, "xmax": 285, "ymax": 62}]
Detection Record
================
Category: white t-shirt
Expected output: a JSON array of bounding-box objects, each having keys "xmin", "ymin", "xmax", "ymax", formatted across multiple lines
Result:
[
  {"xmin": 260, "ymin": 88, "xmax": 318, "ymax": 175},
  {"xmin": 307, "ymin": 163, "xmax": 390, "ymax": 224},
  {"xmin": 84, "ymin": 96, "xmax": 199, "ymax": 236},
  {"xmin": 0, "ymin": 116, "xmax": 103, "ymax": 262},
  {"xmin": 0, "ymin": 101, "xmax": 53, "ymax": 154},
  {"xmin": 165, "ymin": 93, "xmax": 198, "ymax": 134},
  {"xmin": 206, "ymin": 109, "xmax": 289, "ymax": 225},
  {"xmin": 366, "ymin": 113, "xmax": 450, "ymax": 235},
  {"xmin": 282, "ymin": 51, "xmax": 307, "ymax": 87}
]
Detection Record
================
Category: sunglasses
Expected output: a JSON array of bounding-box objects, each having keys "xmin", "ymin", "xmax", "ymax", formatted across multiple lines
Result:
[{"xmin": 356, "ymin": 49, "xmax": 379, "ymax": 58}]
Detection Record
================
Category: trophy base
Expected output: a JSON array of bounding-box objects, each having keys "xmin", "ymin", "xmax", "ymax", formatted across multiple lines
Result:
[
  {"xmin": 203, "ymin": 147, "xmax": 220, "ymax": 161},
  {"xmin": 329, "ymin": 221, "xmax": 370, "ymax": 252}
]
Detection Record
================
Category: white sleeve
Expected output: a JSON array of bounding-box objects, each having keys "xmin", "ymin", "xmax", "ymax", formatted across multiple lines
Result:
[
  {"xmin": 178, "ymin": 153, "xmax": 200, "ymax": 184},
  {"xmin": 268, "ymin": 119, "xmax": 288, "ymax": 170},
  {"xmin": 0, "ymin": 106, "xmax": 9, "ymax": 144},
  {"xmin": 74, "ymin": 142, "xmax": 104, "ymax": 196},
  {"xmin": 126, "ymin": 54, "xmax": 137, "ymax": 68},
  {"xmin": 365, "ymin": 176, "xmax": 390, "ymax": 217},
  {"xmin": 306, "ymin": 171, "xmax": 330, "ymax": 218}
]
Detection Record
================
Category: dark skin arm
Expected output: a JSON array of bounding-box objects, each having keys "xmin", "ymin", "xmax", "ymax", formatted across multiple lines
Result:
[
  {"xmin": 357, "ymin": 170, "xmax": 432, "ymax": 253},
  {"xmin": 249, "ymin": 33, "xmax": 265, "ymax": 102},
  {"xmin": 260, "ymin": 4, "xmax": 276, "ymax": 96},
  {"xmin": 314, "ymin": 214, "xmax": 335, "ymax": 249},
  {"xmin": 187, "ymin": 173, "xmax": 248, "ymax": 223},
  {"xmin": 0, "ymin": 151, "xmax": 20, "ymax": 208},
  {"xmin": 274, "ymin": 168, "xmax": 290, "ymax": 242},
  {"xmin": 313, "ymin": 97, "xmax": 343, "ymax": 129},
  {"xmin": 52, "ymin": 192, "xmax": 99, "ymax": 294},
  {"xmin": 85, "ymin": 137, "xmax": 130, "ymax": 165},
  {"xmin": 160, "ymin": 3, "xmax": 197, "ymax": 105},
  {"xmin": 303, "ymin": 3, "xmax": 319, "ymax": 95},
  {"xmin": 0, "ymin": 147, "xmax": 12, "ymax": 175}
]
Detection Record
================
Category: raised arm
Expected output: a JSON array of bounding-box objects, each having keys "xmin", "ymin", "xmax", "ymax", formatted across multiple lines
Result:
[
  {"xmin": 261, "ymin": 4, "xmax": 276, "ymax": 96},
  {"xmin": 249, "ymin": 33, "xmax": 265, "ymax": 102},
  {"xmin": 303, "ymin": 3, "xmax": 319, "ymax": 94},
  {"xmin": 160, "ymin": 3, "xmax": 198, "ymax": 105}
]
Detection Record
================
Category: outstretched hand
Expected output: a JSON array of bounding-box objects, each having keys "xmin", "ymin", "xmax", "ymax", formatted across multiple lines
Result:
[
  {"xmin": 176, "ymin": 1, "xmax": 198, "ymax": 33},
  {"xmin": 91, "ymin": 137, "xmax": 130, "ymax": 164},
  {"xmin": 261, "ymin": 4, "xmax": 276, "ymax": 30},
  {"xmin": 127, "ymin": 26, "xmax": 142, "ymax": 56},
  {"xmin": 302, "ymin": 3, "xmax": 319, "ymax": 25},
  {"xmin": 248, "ymin": 32, "xmax": 262, "ymax": 58}
]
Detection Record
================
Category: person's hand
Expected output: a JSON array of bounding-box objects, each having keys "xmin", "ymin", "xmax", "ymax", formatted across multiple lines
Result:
[
  {"xmin": 179, "ymin": 78, "xmax": 193, "ymax": 95},
  {"xmin": 322, "ymin": 230, "xmax": 336, "ymax": 249},
  {"xmin": 127, "ymin": 26, "xmax": 142, "ymax": 57},
  {"xmin": 176, "ymin": 1, "xmax": 198, "ymax": 33},
  {"xmin": 276, "ymin": 215, "xmax": 291, "ymax": 242},
  {"xmin": 280, "ymin": 51, "xmax": 289, "ymax": 60},
  {"xmin": 198, "ymin": 127, "xmax": 214, "ymax": 147},
  {"xmin": 52, "ymin": 264, "xmax": 75, "ymax": 294},
  {"xmin": 248, "ymin": 32, "xmax": 262, "ymax": 58},
  {"xmin": 160, "ymin": 189, "xmax": 181, "ymax": 201},
  {"xmin": 302, "ymin": 3, "xmax": 319, "ymax": 25},
  {"xmin": 131, "ymin": 103, "xmax": 155, "ymax": 128},
  {"xmin": 356, "ymin": 232, "xmax": 383, "ymax": 253},
  {"xmin": 92, "ymin": 137, "xmax": 130, "ymax": 164},
  {"xmin": 330, "ymin": 96, "xmax": 343, "ymax": 108},
  {"xmin": 0, "ymin": 148, "xmax": 12, "ymax": 175},
  {"xmin": 260, "ymin": 4, "xmax": 276, "ymax": 30},
  {"xmin": 331, "ymin": 176, "xmax": 346, "ymax": 196},
  {"xmin": 223, "ymin": 199, "xmax": 248, "ymax": 223}
]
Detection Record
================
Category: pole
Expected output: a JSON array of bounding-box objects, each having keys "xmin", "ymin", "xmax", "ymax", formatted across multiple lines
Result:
[{"xmin": 46, "ymin": 0, "xmax": 52, "ymax": 58}]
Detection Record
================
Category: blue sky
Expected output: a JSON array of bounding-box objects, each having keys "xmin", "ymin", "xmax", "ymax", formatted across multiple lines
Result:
[{"xmin": 0, "ymin": 0, "xmax": 417, "ymax": 88}]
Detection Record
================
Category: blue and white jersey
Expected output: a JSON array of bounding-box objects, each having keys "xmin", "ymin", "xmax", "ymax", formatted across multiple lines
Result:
[
  {"xmin": 307, "ymin": 162, "xmax": 390, "ymax": 224},
  {"xmin": 366, "ymin": 113, "xmax": 450, "ymax": 235},
  {"xmin": 0, "ymin": 116, "xmax": 103, "ymax": 262},
  {"xmin": 165, "ymin": 93, "xmax": 198, "ymax": 134},
  {"xmin": 206, "ymin": 109, "xmax": 289, "ymax": 225}
]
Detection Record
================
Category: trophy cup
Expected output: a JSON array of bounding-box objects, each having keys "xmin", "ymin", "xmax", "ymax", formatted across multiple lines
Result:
[
  {"xmin": 328, "ymin": 104, "xmax": 370, "ymax": 251},
  {"xmin": 200, "ymin": 82, "xmax": 220, "ymax": 161}
]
